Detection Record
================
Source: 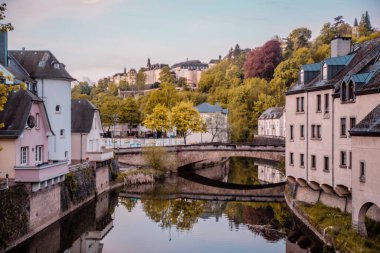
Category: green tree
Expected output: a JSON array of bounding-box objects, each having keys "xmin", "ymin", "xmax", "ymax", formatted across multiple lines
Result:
[
  {"xmin": 119, "ymin": 80, "xmax": 130, "ymax": 91},
  {"xmin": 120, "ymin": 97, "xmax": 141, "ymax": 127},
  {"xmin": 143, "ymin": 104, "xmax": 170, "ymax": 134},
  {"xmin": 171, "ymin": 101, "xmax": 206, "ymax": 144},
  {"xmin": 284, "ymin": 27, "xmax": 312, "ymax": 58},
  {"xmin": 0, "ymin": 3, "xmax": 13, "ymax": 32},
  {"xmin": 159, "ymin": 66, "xmax": 175, "ymax": 84},
  {"xmin": 358, "ymin": 11, "xmax": 373, "ymax": 36},
  {"xmin": 136, "ymin": 68, "xmax": 146, "ymax": 89}
]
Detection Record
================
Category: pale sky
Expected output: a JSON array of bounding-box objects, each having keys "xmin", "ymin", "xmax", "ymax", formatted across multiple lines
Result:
[{"xmin": 5, "ymin": 0, "xmax": 380, "ymax": 82}]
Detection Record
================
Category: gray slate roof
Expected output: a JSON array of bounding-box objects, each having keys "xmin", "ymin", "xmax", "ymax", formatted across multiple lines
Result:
[
  {"xmin": 71, "ymin": 99, "xmax": 98, "ymax": 134},
  {"xmin": 9, "ymin": 50, "xmax": 75, "ymax": 81},
  {"xmin": 350, "ymin": 103, "xmax": 380, "ymax": 136},
  {"xmin": 258, "ymin": 107, "xmax": 284, "ymax": 120},
  {"xmin": 171, "ymin": 60, "xmax": 208, "ymax": 69},
  {"xmin": 195, "ymin": 102, "xmax": 228, "ymax": 114},
  {"xmin": 6, "ymin": 54, "xmax": 36, "ymax": 84},
  {"xmin": 0, "ymin": 89, "xmax": 50, "ymax": 137}
]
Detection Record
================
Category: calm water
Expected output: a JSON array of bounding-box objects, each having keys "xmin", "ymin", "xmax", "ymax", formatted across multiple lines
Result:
[{"xmin": 9, "ymin": 158, "xmax": 329, "ymax": 253}]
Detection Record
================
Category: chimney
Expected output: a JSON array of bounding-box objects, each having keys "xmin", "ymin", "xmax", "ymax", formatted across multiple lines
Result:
[
  {"xmin": 0, "ymin": 31, "xmax": 8, "ymax": 67},
  {"xmin": 330, "ymin": 37, "xmax": 352, "ymax": 58},
  {"xmin": 219, "ymin": 55, "xmax": 221, "ymax": 60}
]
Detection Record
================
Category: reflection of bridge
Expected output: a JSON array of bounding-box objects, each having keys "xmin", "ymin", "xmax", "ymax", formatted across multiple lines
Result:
[{"xmin": 117, "ymin": 142, "xmax": 285, "ymax": 167}]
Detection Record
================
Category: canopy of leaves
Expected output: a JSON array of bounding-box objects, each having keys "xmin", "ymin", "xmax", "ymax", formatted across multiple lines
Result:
[
  {"xmin": 159, "ymin": 66, "xmax": 175, "ymax": 84},
  {"xmin": 143, "ymin": 104, "xmax": 170, "ymax": 133}
]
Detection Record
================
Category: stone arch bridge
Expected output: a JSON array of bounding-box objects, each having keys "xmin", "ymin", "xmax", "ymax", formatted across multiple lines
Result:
[{"xmin": 116, "ymin": 142, "xmax": 285, "ymax": 167}]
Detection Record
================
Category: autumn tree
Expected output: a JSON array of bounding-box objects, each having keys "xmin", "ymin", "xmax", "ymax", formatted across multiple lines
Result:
[
  {"xmin": 205, "ymin": 112, "xmax": 228, "ymax": 142},
  {"xmin": 284, "ymin": 27, "xmax": 312, "ymax": 58},
  {"xmin": 143, "ymin": 104, "xmax": 170, "ymax": 135},
  {"xmin": 358, "ymin": 11, "xmax": 373, "ymax": 36},
  {"xmin": 159, "ymin": 66, "xmax": 175, "ymax": 84},
  {"xmin": 120, "ymin": 97, "xmax": 141, "ymax": 128},
  {"xmin": 243, "ymin": 39, "xmax": 283, "ymax": 80},
  {"xmin": 171, "ymin": 101, "xmax": 206, "ymax": 144},
  {"xmin": 136, "ymin": 68, "xmax": 146, "ymax": 89}
]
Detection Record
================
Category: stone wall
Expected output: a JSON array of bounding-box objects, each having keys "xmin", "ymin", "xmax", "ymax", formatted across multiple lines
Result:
[
  {"xmin": 95, "ymin": 166, "xmax": 109, "ymax": 194},
  {"xmin": 0, "ymin": 185, "xmax": 29, "ymax": 248},
  {"xmin": 29, "ymin": 184, "xmax": 61, "ymax": 230}
]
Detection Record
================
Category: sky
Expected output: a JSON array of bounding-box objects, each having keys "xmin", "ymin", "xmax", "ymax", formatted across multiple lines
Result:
[{"xmin": 4, "ymin": 0, "xmax": 380, "ymax": 82}]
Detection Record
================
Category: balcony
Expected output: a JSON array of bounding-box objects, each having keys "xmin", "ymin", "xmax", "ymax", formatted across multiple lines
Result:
[
  {"xmin": 86, "ymin": 149, "xmax": 114, "ymax": 162},
  {"xmin": 14, "ymin": 161, "xmax": 68, "ymax": 183}
]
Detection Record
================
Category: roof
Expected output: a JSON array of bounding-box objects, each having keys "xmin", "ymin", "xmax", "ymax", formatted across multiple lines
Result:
[
  {"xmin": 6, "ymin": 54, "xmax": 36, "ymax": 84},
  {"xmin": 258, "ymin": 107, "xmax": 284, "ymax": 120},
  {"xmin": 351, "ymin": 72, "xmax": 376, "ymax": 84},
  {"xmin": 71, "ymin": 99, "xmax": 98, "ymax": 134},
  {"xmin": 9, "ymin": 50, "xmax": 75, "ymax": 81},
  {"xmin": 324, "ymin": 54, "xmax": 355, "ymax": 66},
  {"xmin": 350, "ymin": 103, "xmax": 380, "ymax": 136},
  {"xmin": 209, "ymin": 59, "xmax": 221, "ymax": 64},
  {"xmin": 171, "ymin": 60, "xmax": 208, "ymax": 69},
  {"xmin": 195, "ymin": 102, "xmax": 228, "ymax": 114},
  {"xmin": 302, "ymin": 62, "xmax": 322, "ymax": 72},
  {"xmin": 287, "ymin": 37, "xmax": 380, "ymax": 95},
  {"xmin": 354, "ymin": 70, "xmax": 380, "ymax": 94},
  {"xmin": 0, "ymin": 88, "xmax": 46, "ymax": 137}
]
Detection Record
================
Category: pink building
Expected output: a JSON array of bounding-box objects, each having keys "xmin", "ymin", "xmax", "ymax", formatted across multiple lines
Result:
[
  {"xmin": 0, "ymin": 89, "xmax": 68, "ymax": 191},
  {"xmin": 285, "ymin": 37, "xmax": 380, "ymax": 235}
]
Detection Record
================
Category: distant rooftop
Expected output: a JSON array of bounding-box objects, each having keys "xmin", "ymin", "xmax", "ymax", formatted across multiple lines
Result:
[
  {"xmin": 258, "ymin": 107, "xmax": 284, "ymax": 120},
  {"xmin": 71, "ymin": 99, "xmax": 99, "ymax": 134},
  {"xmin": 195, "ymin": 102, "xmax": 228, "ymax": 114}
]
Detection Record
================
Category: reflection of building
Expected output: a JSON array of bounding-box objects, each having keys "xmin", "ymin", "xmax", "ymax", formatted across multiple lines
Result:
[
  {"xmin": 256, "ymin": 161, "xmax": 285, "ymax": 184},
  {"xmin": 258, "ymin": 107, "xmax": 285, "ymax": 137},
  {"xmin": 187, "ymin": 102, "xmax": 228, "ymax": 144},
  {"xmin": 171, "ymin": 59, "xmax": 208, "ymax": 88},
  {"xmin": 285, "ymin": 37, "xmax": 380, "ymax": 235}
]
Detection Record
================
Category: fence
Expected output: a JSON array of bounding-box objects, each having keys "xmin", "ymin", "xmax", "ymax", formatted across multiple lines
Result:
[{"xmin": 101, "ymin": 138, "xmax": 185, "ymax": 149}]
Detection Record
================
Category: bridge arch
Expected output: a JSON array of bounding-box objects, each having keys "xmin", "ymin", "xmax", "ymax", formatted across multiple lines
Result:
[{"xmin": 354, "ymin": 202, "xmax": 380, "ymax": 237}]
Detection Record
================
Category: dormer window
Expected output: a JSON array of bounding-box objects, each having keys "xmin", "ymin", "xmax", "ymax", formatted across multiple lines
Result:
[
  {"xmin": 348, "ymin": 81, "xmax": 355, "ymax": 101},
  {"xmin": 300, "ymin": 69, "xmax": 304, "ymax": 84},
  {"xmin": 322, "ymin": 63, "xmax": 328, "ymax": 80},
  {"xmin": 341, "ymin": 81, "xmax": 355, "ymax": 102},
  {"xmin": 54, "ymin": 63, "xmax": 60, "ymax": 69},
  {"xmin": 341, "ymin": 82, "xmax": 347, "ymax": 101}
]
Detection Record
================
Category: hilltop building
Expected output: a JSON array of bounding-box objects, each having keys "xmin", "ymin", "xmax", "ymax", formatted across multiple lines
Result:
[
  {"xmin": 143, "ymin": 58, "xmax": 169, "ymax": 85},
  {"xmin": 171, "ymin": 59, "xmax": 209, "ymax": 88},
  {"xmin": 285, "ymin": 36, "xmax": 380, "ymax": 235}
]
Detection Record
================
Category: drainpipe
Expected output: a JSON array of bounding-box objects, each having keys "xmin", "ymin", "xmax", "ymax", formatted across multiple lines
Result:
[
  {"xmin": 331, "ymin": 91, "xmax": 335, "ymax": 188},
  {"xmin": 306, "ymin": 89, "xmax": 309, "ymax": 183},
  {"xmin": 80, "ymin": 134, "xmax": 83, "ymax": 163}
]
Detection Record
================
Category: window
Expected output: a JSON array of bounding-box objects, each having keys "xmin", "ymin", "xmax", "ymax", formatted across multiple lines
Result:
[
  {"xmin": 316, "ymin": 95, "xmax": 321, "ymax": 112},
  {"xmin": 300, "ymin": 154, "xmax": 305, "ymax": 167},
  {"xmin": 324, "ymin": 94, "xmax": 329, "ymax": 113},
  {"xmin": 35, "ymin": 113, "xmax": 40, "ymax": 129},
  {"xmin": 60, "ymin": 129, "xmax": 65, "ymax": 138},
  {"xmin": 340, "ymin": 118, "xmax": 347, "ymax": 137},
  {"xmin": 35, "ymin": 146, "xmax": 43, "ymax": 164},
  {"xmin": 348, "ymin": 81, "xmax": 355, "ymax": 101},
  {"xmin": 290, "ymin": 125, "xmax": 294, "ymax": 140},
  {"xmin": 340, "ymin": 151, "xmax": 347, "ymax": 167},
  {"xmin": 349, "ymin": 151, "xmax": 352, "ymax": 169},
  {"xmin": 341, "ymin": 82, "xmax": 347, "ymax": 101},
  {"xmin": 296, "ymin": 97, "xmax": 304, "ymax": 113},
  {"xmin": 54, "ymin": 63, "xmax": 60, "ymax": 69},
  {"xmin": 290, "ymin": 153, "xmax": 294, "ymax": 166},
  {"xmin": 300, "ymin": 69, "xmax": 304, "ymax": 84},
  {"xmin": 311, "ymin": 125, "xmax": 321, "ymax": 139},
  {"xmin": 300, "ymin": 125, "xmax": 305, "ymax": 139},
  {"xmin": 21, "ymin": 147, "xmax": 28, "ymax": 165},
  {"xmin": 311, "ymin": 155, "xmax": 316, "ymax": 169},
  {"xmin": 65, "ymin": 151, "xmax": 68, "ymax": 159},
  {"xmin": 324, "ymin": 156, "xmax": 329, "ymax": 171},
  {"xmin": 350, "ymin": 117, "xmax": 356, "ymax": 130},
  {"xmin": 322, "ymin": 64, "xmax": 328, "ymax": 80},
  {"xmin": 55, "ymin": 105, "xmax": 61, "ymax": 113},
  {"xmin": 360, "ymin": 161, "xmax": 365, "ymax": 182}
]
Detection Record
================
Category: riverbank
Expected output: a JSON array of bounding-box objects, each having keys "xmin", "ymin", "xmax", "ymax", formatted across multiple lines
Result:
[{"xmin": 285, "ymin": 184, "xmax": 380, "ymax": 253}]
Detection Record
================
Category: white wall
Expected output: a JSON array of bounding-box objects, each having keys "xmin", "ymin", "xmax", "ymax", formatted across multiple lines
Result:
[
  {"xmin": 37, "ymin": 78, "xmax": 71, "ymax": 162},
  {"xmin": 87, "ymin": 110, "xmax": 103, "ymax": 152},
  {"xmin": 258, "ymin": 116, "xmax": 285, "ymax": 137}
]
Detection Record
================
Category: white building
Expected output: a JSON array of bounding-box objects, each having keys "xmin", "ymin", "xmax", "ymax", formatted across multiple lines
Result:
[
  {"xmin": 10, "ymin": 50, "xmax": 75, "ymax": 163},
  {"xmin": 258, "ymin": 107, "xmax": 285, "ymax": 137},
  {"xmin": 143, "ymin": 58, "xmax": 169, "ymax": 85},
  {"xmin": 171, "ymin": 60, "xmax": 209, "ymax": 88},
  {"xmin": 187, "ymin": 102, "xmax": 228, "ymax": 144}
]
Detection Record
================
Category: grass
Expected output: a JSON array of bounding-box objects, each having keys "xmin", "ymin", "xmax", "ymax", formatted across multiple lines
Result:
[{"xmin": 298, "ymin": 202, "xmax": 380, "ymax": 253}]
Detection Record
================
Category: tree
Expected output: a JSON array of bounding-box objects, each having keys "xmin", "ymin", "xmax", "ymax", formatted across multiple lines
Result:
[
  {"xmin": 243, "ymin": 39, "xmax": 283, "ymax": 80},
  {"xmin": 171, "ymin": 101, "xmax": 206, "ymax": 144},
  {"xmin": 159, "ymin": 66, "xmax": 175, "ymax": 84},
  {"xmin": 143, "ymin": 104, "xmax": 170, "ymax": 134},
  {"xmin": 91, "ymin": 93, "xmax": 121, "ymax": 129},
  {"xmin": 284, "ymin": 27, "xmax": 312, "ymax": 58},
  {"xmin": 0, "ymin": 3, "xmax": 13, "ymax": 32},
  {"xmin": 119, "ymin": 80, "xmax": 130, "ymax": 91},
  {"xmin": 358, "ymin": 11, "xmax": 373, "ymax": 36},
  {"xmin": 120, "ymin": 97, "xmax": 141, "ymax": 127},
  {"xmin": 136, "ymin": 68, "xmax": 146, "ymax": 89},
  {"xmin": 176, "ymin": 77, "xmax": 187, "ymax": 87}
]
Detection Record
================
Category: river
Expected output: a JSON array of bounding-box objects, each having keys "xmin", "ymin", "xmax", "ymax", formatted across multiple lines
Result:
[{"xmin": 8, "ymin": 157, "xmax": 332, "ymax": 253}]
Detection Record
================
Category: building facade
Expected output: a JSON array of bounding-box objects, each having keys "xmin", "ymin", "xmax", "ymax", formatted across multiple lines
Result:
[
  {"xmin": 143, "ymin": 58, "xmax": 168, "ymax": 85},
  {"xmin": 285, "ymin": 36, "xmax": 380, "ymax": 235},
  {"xmin": 257, "ymin": 107, "xmax": 285, "ymax": 137},
  {"xmin": 171, "ymin": 60, "xmax": 209, "ymax": 88}
]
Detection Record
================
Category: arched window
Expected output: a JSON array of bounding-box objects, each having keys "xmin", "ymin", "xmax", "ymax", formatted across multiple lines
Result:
[
  {"xmin": 348, "ymin": 81, "xmax": 355, "ymax": 101},
  {"xmin": 341, "ymin": 82, "xmax": 347, "ymax": 101}
]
